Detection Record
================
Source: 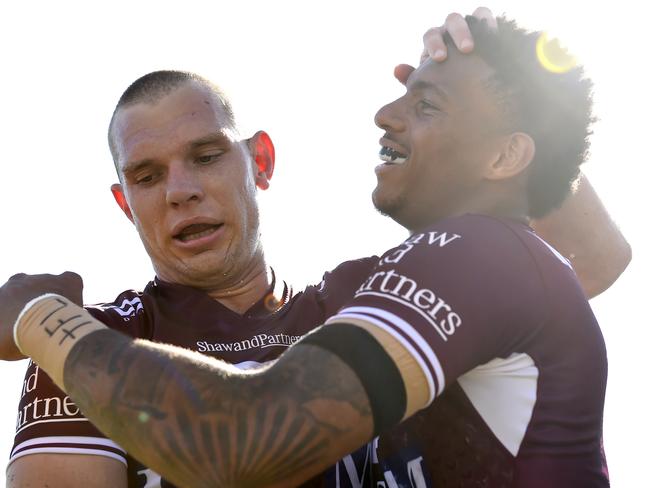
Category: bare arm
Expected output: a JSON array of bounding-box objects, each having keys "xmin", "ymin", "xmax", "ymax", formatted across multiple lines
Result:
[
  {"xmin": 531, "ymin": 175, "xmax": 631, "ymax": 298},
  {"xmin": 60, "ymin": 329, "xmax": 375, "ymax": 488},
  {"xmin": 7, "ymin": 454, "xmax": 127, "ymax": 488}
]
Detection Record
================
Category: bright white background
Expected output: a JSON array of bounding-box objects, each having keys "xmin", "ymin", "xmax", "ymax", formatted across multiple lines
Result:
[{"xmin": 0, "ymin": 0, "xmax": 647, "ymax": 485}]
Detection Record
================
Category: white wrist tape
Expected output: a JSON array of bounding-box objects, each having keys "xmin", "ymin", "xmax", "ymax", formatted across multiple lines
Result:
[{"xmin": 13, "ymin": 294, "xmax": 107, "ymax": 389}]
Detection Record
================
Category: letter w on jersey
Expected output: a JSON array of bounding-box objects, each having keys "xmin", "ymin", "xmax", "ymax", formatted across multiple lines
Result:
[{"xmin": 426, "ymin": 231, "xmax": 461, "ymax": 247}]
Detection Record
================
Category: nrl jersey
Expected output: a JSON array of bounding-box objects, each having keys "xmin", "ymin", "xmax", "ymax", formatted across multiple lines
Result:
[
  {"xmin": 329, "ymin": 214, "xmax": 609, "ymax": 487},
  {"xmin": 10, "ymin": 263, "xmax": 378, "ymax": 488}
]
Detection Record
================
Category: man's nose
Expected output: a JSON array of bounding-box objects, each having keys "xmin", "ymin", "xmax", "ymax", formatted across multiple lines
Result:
[
  {"xmin": 374, "ymin": 99, "xmax": 406, "ymax": 133},
  {"xmin": 166, "ymin": 163, "xmax": 204, "ymax": 207}
]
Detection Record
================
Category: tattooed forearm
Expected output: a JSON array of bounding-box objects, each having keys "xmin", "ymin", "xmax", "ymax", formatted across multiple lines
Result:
[{"xmin": 63, "ymin": 329, "xmax": 373, "ymax": 488}]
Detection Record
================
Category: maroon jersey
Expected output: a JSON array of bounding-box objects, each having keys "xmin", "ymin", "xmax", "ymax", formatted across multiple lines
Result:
[
  {"xmin": 329, "ymin": 214, "xmax": 609, "ymax": 487},
  {"xmin": 10, "ymin": 264, "xmax": 378, "ymax": 488}
]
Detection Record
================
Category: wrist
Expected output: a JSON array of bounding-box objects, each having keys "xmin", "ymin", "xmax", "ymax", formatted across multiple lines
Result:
[{"xmin": 13, "ymin": 294, "xmax": 107, "ymax": 389}]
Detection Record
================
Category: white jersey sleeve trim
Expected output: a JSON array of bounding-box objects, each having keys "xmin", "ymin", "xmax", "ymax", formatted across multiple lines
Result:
[
  {"xmin": 9, "ymin": 447, "xmax": 127, "ymax": 466},
  {"xmin": 328, "ymin": 306, "xmax": 445, "ymax": 405},
  {"xmin": 10, "ymin": 436, "xmax": 127, "ymax": 465},
  {"xmin": 354, "ymin": 291, "xmax": 449, "ymax": 342}
]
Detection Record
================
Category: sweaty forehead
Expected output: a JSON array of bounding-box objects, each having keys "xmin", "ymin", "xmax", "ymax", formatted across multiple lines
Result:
[{"xmin": 111, "ymin": 83, "xmax": 234, "ymax": 165}]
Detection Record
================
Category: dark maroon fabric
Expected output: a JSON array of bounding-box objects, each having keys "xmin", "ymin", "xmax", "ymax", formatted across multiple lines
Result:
[
  {"xmin": 10, "ymin": 213, "xmax": 610, "ymax": 487},
  {"xmin": 10, "ymin": 262, "xmax": 378, "ymax": 488},
  {"xmin": 333, "ymin": 214, "xmax": 609, "ymax": 487}
]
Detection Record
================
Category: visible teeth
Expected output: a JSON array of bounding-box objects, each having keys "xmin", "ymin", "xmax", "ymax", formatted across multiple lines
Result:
[
  {"xmin": 178, "ymin": 227, "xmax": 217, "ymax": 242},
  {"xmin": 379, "ymin": 146, "xmax": 407, "ymax": 164}
]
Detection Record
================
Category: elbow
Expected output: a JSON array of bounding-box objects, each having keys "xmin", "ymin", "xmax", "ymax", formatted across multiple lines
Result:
[{"xmin": 583, "ymin": 239, "xmax": 632, "ymax": 299}]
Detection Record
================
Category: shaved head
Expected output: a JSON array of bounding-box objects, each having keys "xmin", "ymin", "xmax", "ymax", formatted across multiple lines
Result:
[{"xmin": 108, "ymin": 70, "xmax": 236, "ymax": 167}]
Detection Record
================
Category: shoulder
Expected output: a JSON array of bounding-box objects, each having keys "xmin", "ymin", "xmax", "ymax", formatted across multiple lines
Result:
[
  {"xmin": 84, "ymin": 285, "xmax": 152, "ymax": 335},
  {"xmin": 378, "ymin": 214, "xmax": 535, "ymax": 272},
  {"xmin": 362, "ymin": 215, "xmax": 555, "ymax": 320},
  {"xmin": 294, "ymin": 256, "xmax": 379, "ymax": 319},
  {"xmin": 404, "ymin": 214, "xmax": 530, "ymax": 253},
  {"xmin": 315, "ymin": 256, "xmax": 380, "ymax": 291}
]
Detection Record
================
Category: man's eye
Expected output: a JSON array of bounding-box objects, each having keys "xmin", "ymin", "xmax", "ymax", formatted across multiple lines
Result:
[
  {"xmin": 136, "ymin": 174, "xmax": 154, "ymax": 185},
  {"xmin": 197, "ymin": 153, "xmax": 222, "ymax": 164},
  {"xmin": 418, "ymin": 100, "xmax": 439, "ymax": 113}
]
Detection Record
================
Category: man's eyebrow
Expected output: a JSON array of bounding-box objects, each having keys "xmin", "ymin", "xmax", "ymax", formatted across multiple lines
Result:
[
  {"xmin": 121, "ymin": 131, "xmax": 233, "ymax": 175},
  {"xmin": 122, "ymin": 159, "xmax": 154, "ymax": 176},
  {"xmin": 408, "ymin": 80, "xmax": 449, "ymax": 102},
  {"xmin": 188, "ymin": 130, "xmax": 232, "ymax": 149}
]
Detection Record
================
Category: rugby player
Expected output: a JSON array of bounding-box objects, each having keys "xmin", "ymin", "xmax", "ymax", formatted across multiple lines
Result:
[
  {"xmin": 2, "ymin": 11, "xmax": 520, "ymax": 488},
  {"xmin": 2, "ymin": 12, "xmax": 627, "ymax": 488},
  {"xmin": 4, "ymin": 72, "xmax": 377, "ymax": 488}
]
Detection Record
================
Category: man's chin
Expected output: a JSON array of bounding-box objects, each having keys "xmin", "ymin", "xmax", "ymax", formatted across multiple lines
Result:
[
  {"xmin": 157, "ymin": 255, "xmax": 230, "ymax": 287},
  {"xmin": 372, "ymin": 190, "xmax": 401, "ymax": 219}
]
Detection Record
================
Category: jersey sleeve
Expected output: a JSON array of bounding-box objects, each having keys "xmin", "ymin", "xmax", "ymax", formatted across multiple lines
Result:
[
  {"xmin": 327, "ymin": 215, "xmax": 548, "ymax": 406},
  {"xmin": 9, "ymin": 360, "xmax": 127, "ymax": 466},
  {"xmin": 311, "ymin": 256, "xmax": 380, "ymax": 318}
]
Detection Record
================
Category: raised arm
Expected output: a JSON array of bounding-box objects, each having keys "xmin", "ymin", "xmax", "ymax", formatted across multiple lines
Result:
[
  {"xmin": 399, "ymin": 10, "xmax": 631, "ymax": 298},
  {"xmin": 531, "ymin": 175, "xmax": 631, "ymax": 298}
]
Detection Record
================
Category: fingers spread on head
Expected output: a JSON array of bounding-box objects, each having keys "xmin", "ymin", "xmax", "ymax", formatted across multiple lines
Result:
[
  {"xmin": 444, "ymin": 12, "xmax": 474, "ymax": 53},
  {"xmin": 422, "ymin": 27, "xmax": 446, "ymax": 62},
  {"xmin": 472, "ymin": 6, "xmax": 498, "ymax": 30}
]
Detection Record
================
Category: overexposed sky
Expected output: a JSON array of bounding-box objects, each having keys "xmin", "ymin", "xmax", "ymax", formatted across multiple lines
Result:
[{"xmin": 1, "ymin": 0, "xmax": 647, "ymax": 485}]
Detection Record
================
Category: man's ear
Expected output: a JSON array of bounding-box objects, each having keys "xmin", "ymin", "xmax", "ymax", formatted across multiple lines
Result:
[
  {"xmin": 110, "ymin": 183, "xmax": 134, "ymax": 223},
  {"xmin": 486, "ymin": 132, "xmax": 536, "ymax": 181},
  {"xmin": 248, "ymin": 130, "xmax": 275, "ymax": 190}
]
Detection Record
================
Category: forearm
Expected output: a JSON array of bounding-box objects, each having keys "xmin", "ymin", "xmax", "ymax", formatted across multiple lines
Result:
[
  {"xmin": 531, "ymin": 175, "xmax": 631, "ymax": 298},
  {"xmin": 7, "ymin": 454, "xmax": 127, "ymax": 488},
  {"xmin": 17, "ymin": 297, "xmax": 373, "ymax": 488}
]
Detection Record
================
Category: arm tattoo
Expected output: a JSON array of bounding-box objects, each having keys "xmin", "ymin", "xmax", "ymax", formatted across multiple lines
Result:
[{"xmin": 63, "ymin": 329, "xmax": 373, "ymax": 487}]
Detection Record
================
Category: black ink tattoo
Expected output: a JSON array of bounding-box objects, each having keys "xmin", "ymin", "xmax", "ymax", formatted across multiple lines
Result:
[
  {"xmin": 63, "ymin": 329, "xmax": 373, "ymax": 487},
  {"xmin": 59, "ymin": 321, "xmax": 92, "ymax": 345},
  {"xmin": 39, "ymin": 297, "xmax": 68, "ymax": 326},
  {"xmin": 36, "ymin": 298, "xmax": 99, "ymax": 346}
]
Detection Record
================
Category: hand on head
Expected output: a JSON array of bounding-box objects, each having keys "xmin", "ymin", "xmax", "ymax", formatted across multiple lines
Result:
[{"xmin": 394, "ymin": 7, "xmax": 497, "ymax": 86}]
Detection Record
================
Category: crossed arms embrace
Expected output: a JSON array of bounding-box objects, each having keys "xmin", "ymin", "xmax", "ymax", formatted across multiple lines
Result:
[
  {"xmin": 9, "ymin": 212, "xmax": 614, "ymax": 487},
  {"xmin": 2, "ymin": 8, "xmax": 630, "ymax": 488}
]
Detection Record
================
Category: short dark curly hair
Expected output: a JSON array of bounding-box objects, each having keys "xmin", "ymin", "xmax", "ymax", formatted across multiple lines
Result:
[
  {"xmin": 452, "ymin": 16, "xmax": 595, "ymax": 219},
  {"xmin": 107, "ymin": 70, "xmax": 236, "ymax": 169}
]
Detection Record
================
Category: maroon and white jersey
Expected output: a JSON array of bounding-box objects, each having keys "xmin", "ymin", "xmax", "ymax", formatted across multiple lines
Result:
[
  {"xmin": 329, "ymin": 214, "xmax": 609, "ymax": 487},
  {"xmin": 10, "ymin": 264, "xmax": 378, "ymax": 488}
]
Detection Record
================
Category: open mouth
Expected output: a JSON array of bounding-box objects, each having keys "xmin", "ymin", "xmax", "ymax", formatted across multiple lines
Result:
[
  {"xmin": 173, "ymin": 223, "xmax": 223, "ymax": 243},
  {"xmin": 379, "ymin": 146, "xmax": 408, "ymax": 164}
]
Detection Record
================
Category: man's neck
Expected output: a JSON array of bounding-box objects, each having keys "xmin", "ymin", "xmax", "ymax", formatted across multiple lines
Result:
[
  {"xmin": 407, "ymin": 198, "xmax": 530, "ymax": 234},
  {"xmin": 205, "ymin": 264, "xmax": 274, "ymax": 315}
]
